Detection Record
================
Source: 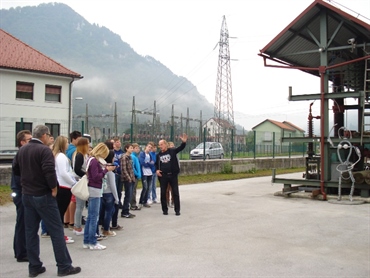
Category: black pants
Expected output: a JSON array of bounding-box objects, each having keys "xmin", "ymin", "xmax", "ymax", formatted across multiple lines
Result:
[
  {"xmin": 56, "ymin": 187, "xmax": 72, "ymax": 225},
  {"xmin": 13, "ymin": 192, "xmax": 27, "ymax": 259},
  {"xmin": 160, "ymin": 174, "xmax": 180, "ymax": 213}
]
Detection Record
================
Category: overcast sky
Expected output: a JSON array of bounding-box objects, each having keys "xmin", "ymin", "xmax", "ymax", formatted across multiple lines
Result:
[{"xmin": 1, "ymin": 0, "xmax": 369, "ymax": 130}]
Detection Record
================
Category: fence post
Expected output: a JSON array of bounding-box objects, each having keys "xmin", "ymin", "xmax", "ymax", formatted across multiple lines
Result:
[
  {"xmin": 231, "ymin": 129, "xmax": 234, "ymax": 160},
  {"xmin": 203, "ymin": 127, "xmax": 206, "ymax": 161},
  {"xmin": 253, "ymin": 130, "xmax": 256, "ymax": 159},
  {"xmin": 272, "ymin": 132, "xmax": 275, "ymax": 158},
  {"xmin": 81, "ymin": 120, "xmax": 85, "ymax": 135},
  {"xmin": 289, "ymin": 133, "xmax": 291, "ymax": 158}
]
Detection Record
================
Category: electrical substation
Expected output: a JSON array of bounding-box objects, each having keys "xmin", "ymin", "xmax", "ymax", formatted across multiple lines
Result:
[{"xmin": 259, "ymin": 0, "xmax": 370, "ymax": 201}]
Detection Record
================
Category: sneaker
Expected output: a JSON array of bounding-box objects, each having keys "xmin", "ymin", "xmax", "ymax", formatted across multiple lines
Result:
[
  {"xmin": 41, "ymin": 233, "xmax": 50, "ymax": 238},
  {"xmin": 143, "ymin": 203, "xmax": 151, "ymax": 208},
  {"xmin": 130, "ymin": 205, "xmax": 141, "ymax": 211},
  {"xmin": 103, "ymin": 230, "xmax": 116, "ymax": 237},
  {"xmin": 147, "ymin": 199, "xmax": 153, "ymax": 205},
  {"xmin": 176, "ymin": 212, "xmax": 181, "ymax": 216},
  {"xmin": 29, "ymin": 266, "xmax": 46, "ymax": 277},
  {"xmin": 57, "ymin": 266, "xmax": 81, "ymax": 277},
  {"xmin": 96, "ymin": 234, "xmax": 107, "ymax": 241},
  {"xmin": 153, "ymin": 199, "xmax": 160, "ymax": 204},
  {"xmin": 163, "ymin": 211, "xmax": 168, "ymax": 215},
  {"xmin": 65, "ymin": 237, "xmax": 74, "ymax": 244},
  {"xmin": 121, "ymin": 213, "xmax": 135, "ymax": 218},
  {"xmin": 73, "ymin": 229, "xmax": 84, "ymax": 236},
  {"xmin": 90, "ymin": 243, "xmax": 106, "ymax": 250},
  {"xmin": 110, "ymin": 225, "xmax": 123, "ymax": 230},
  {"xmin": 82, "ymin": 243, "xmax": 90, "ymax": 249}
]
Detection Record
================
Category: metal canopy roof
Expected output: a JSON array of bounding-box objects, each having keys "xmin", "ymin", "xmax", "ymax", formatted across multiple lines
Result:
[{"xmin": 259, "ymin": 0, "xmax": 370, "ymax": 90}]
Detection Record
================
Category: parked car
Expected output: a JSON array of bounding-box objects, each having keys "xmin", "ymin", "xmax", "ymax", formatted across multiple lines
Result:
[
  {"xmin": 0, "ymin": 149, "xmax": 18, "ymax": 163},
  {"xmin": 190, "ymin": 142, "xmax": 224, "ymax": 160}
]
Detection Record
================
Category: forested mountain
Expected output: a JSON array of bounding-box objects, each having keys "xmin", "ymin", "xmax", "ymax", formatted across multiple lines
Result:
[{"xmin": 0, "ymin": 3, "xmax": 214, "ymax": 131}]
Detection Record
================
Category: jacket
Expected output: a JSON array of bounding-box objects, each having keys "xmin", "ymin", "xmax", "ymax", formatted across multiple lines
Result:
[
  {"xmin": 12, "ymin": 139, "xmax": 58, "ymax": 196},
  {"xmin": 155, "ymin": 142, "xmax": 186, "ymax": 175}
]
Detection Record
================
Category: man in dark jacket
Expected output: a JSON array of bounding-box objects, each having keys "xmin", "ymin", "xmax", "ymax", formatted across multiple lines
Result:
[
  {"xmin": 11, "ymin": 130, "xmax": 32, "ymax": 263},
  {"xmin": 13, "ymin": 125, "xmax": 81, "ymax": 277},
  {"xmin": 156, "ymin": 133, "xmax": 187, "ymax": 216}
]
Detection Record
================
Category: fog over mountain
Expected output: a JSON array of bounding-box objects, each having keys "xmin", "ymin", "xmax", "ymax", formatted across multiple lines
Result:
[{"xmin": 1, "ymin": 3, "xmax": 225, "ymax": 133}]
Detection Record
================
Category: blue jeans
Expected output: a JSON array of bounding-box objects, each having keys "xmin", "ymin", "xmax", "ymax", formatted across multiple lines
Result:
[
  {"xmin": 74, "ymin": 197, "xmax": 85, "ymax": 229},
  {"xmin": 148, "ymin": 172, "xmax": 157, "ymax": 201},
  {"xmin": 40, "ymin": 220, "xmax": 48, "ymax": 234},
  {"xmin": 13, "ymin": 191, "xmax": 27, "ymax": 260},
  {"xmin": 83, "ymin": 197, "xmax": 100, "ymax": 246},
  {"xmin": 22, "ymin": 193, "xmax": 72, "ymax": 273},
  {"xmin": 100, "ymin": 193, "xmax": 115, "ymax": 231},
  {"xmin": 121, "ymin": 181, "xmax": 134, "ymax": 216},
  {"xmin": 112, "ymin": 174, "xmax": 123, "ymax": 227},
  {"xmin": 140, "ymin": 175, "xmax": 152, "ymax": 204}
]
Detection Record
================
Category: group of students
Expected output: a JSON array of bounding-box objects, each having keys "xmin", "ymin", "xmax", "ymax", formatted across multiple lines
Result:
[{"xmin": 11, "ymin": 125, "xmax": 188, "ymax": 276}]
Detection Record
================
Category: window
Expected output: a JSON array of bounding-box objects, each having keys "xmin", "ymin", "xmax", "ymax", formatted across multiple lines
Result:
[
  {"xmin": 45, "ymin": 123, "xmax": 60, "ymax": 138},
  {"xmin": 15, "ymin": 122, "xmax": 33, "ymax": 146},
  {"xmin": 16, "ymin": 82, "xmax": 34, "ymax": 100},
  {"xmin": 263, "ymin": 131, "xmax": 272, "ymax": 141},
  {"xmin": 45, "ymin": 85, "xmax": 61, "ymax": 102}
]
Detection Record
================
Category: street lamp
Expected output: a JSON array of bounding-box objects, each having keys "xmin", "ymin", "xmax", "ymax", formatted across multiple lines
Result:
[{"xmin": 74, "ymin": 97, "xmax": 87, "ymax": 134}]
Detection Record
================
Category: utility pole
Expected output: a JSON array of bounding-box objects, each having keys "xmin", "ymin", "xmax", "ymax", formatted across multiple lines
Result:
[
  {"xmin": 214, "ymin": 15, "xmax": 235, "ymax": 143},
  {"xmin": 114, "ymin": 102, "xmax": 117, "ymax": 136}
]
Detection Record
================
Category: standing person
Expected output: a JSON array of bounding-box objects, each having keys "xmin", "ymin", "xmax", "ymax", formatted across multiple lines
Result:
[
  {"xmin": 71, "ymin": 138, "xmax": 90, "ymax": 235},
  {"xmin": 52, "ymin": 136, "xmax": 77, "ymax": 244},
  {"xmin": 111, "ymin": 137, "xmax": 124, "ymax": 230},
  {"xmin": 66, "ymin": 131, "xmax": 81, "ymax": 161},
  {"xmin": 129, "ymin": 143, "xmax": 141, "ymax": 210},
  {"xmin": 148, "ymin": 142, "xmax": 159, "ymax": 204},
  {"xmin": 156, "ymin": 134, "xmax": 188, "ymax": 216},
  {"xmin": 12, "ymin": 125, "xmax": 81, "ymax": 277},
  {"xmin": 11, "ymin": 130, "xmax": 32, "ymax": 263},
  {"xmin": 120, "ymin": 143, "xmax": 136, "ymax": 218},
  {"xmin": 166, "ymin": 142, "xmax": 175, "ymax": 208},
  {"xmin": 83, "ymin": 143, "xmax": 116, "ymax": 250},
  {"xmin": 138, "ymin": 143, "xmax": 154, "ymax": 208},
  {"xmin": 99, "ymin": 150, "xmax": 119, "ymax": 237}
]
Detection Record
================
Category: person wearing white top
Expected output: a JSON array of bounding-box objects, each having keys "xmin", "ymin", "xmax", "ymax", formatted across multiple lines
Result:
[
  {"xmin": 52, "ymin": 136, "xmax": 77, "ymax": 244},
  {"xmin": 138, "ymin": 143, "xmax": 154, "ymax": 207}
]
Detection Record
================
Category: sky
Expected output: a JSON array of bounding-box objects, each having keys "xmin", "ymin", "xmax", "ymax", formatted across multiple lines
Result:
[{"xmin": 1, "ymin": 0, "xmax": 369, "ymax": 131}]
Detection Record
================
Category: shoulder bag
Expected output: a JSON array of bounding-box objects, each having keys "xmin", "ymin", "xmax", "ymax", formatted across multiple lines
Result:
[{"xmin": 71, "ymin": 157, "xmax": 92, "ymax": 201}]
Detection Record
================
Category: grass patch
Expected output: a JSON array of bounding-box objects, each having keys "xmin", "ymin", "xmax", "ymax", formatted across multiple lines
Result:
[
  {"xmin": 0, "ymin": 185, "xmax": 12, "ymax": 206},
  {"xmin": 0, "ymin": 167, "xmax": 304, "ymax": 205}
]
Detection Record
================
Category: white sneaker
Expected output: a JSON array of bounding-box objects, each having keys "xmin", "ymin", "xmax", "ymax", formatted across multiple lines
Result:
[
  {"xmin": 90, "ymin": 243, "xmax": 106, "ymax": 250},
  {"xmin": 83, "ymin": 243, "xmax": 90, "ymax": 249},
  {"xmin": 74, "ymin": 229, "xmax": 84, "ymax": 236},
  {"xmin": 65, "ymin": 238, "xmax": 74, "ymax": 244},
  {"xmin": 147, "ymin": 199, "xmax": 153, "ymax": 205}
]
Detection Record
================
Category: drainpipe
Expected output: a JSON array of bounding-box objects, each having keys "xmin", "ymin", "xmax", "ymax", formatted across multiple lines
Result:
[
  {"xmin": 319, "ymin": 66, "xmax": 327, "ymax": 200},
  {"xmin": 68, "ymin": 77, "xmax": 75, "ymax": 133}
]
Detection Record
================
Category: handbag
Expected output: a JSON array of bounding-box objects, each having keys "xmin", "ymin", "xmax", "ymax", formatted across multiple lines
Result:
[{"xmin": 71, "ymin": 158, "xmax": 92, "ymax": 201}]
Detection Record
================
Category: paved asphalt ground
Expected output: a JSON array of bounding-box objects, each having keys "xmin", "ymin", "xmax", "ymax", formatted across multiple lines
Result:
[{"xmin": 1, "ymin": 173, "xmax": 369, "ymax": 278}]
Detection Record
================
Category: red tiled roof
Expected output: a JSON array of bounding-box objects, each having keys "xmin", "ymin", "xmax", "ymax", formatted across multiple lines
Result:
[
  {"xmin": 0, "ymin": 29, "xmax": 82, "ymax": 78},
  {"xmin": 283, "ymin": 121, "xmax": 305, "ymax": 132},
  {"xmin": 252, "ymin": 119, "xmax": 304, "ymax": 132}
]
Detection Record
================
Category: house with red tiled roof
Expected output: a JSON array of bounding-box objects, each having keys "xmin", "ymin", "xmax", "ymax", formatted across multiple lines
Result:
[
  {"xmin": 203, "ymin": 117, "xmax": 234, "ymax": 141},
  {"xmin": 252, "ymin": 119, "xmax": 305, "ymax": 153},
  {"xmin": 0, "ymin": 29, "xmax": 83, "ymax": 151}
]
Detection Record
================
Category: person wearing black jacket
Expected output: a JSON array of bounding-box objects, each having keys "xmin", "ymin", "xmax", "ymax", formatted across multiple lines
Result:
[
  {"xmin": 11, "ymin": 130, "xmax": 32, "ymax": 263},
  {"xmin": 13, "ymin": 125, "xmax": 81, "ymax": 277},
  {"xmin": 156, "ymin": 133, "xmax": 187, "ymax": 216}
]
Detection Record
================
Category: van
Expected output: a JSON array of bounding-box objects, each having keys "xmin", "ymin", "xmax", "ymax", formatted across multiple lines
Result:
[{"xmin": 190, "ymin": 142, "xmax": 224, "ymax": 160}]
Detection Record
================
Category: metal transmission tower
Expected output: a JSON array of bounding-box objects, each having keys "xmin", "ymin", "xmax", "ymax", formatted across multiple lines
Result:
[{"xmin": 214, "ymin": 15, "xmax": 234, "ymax": 143}]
